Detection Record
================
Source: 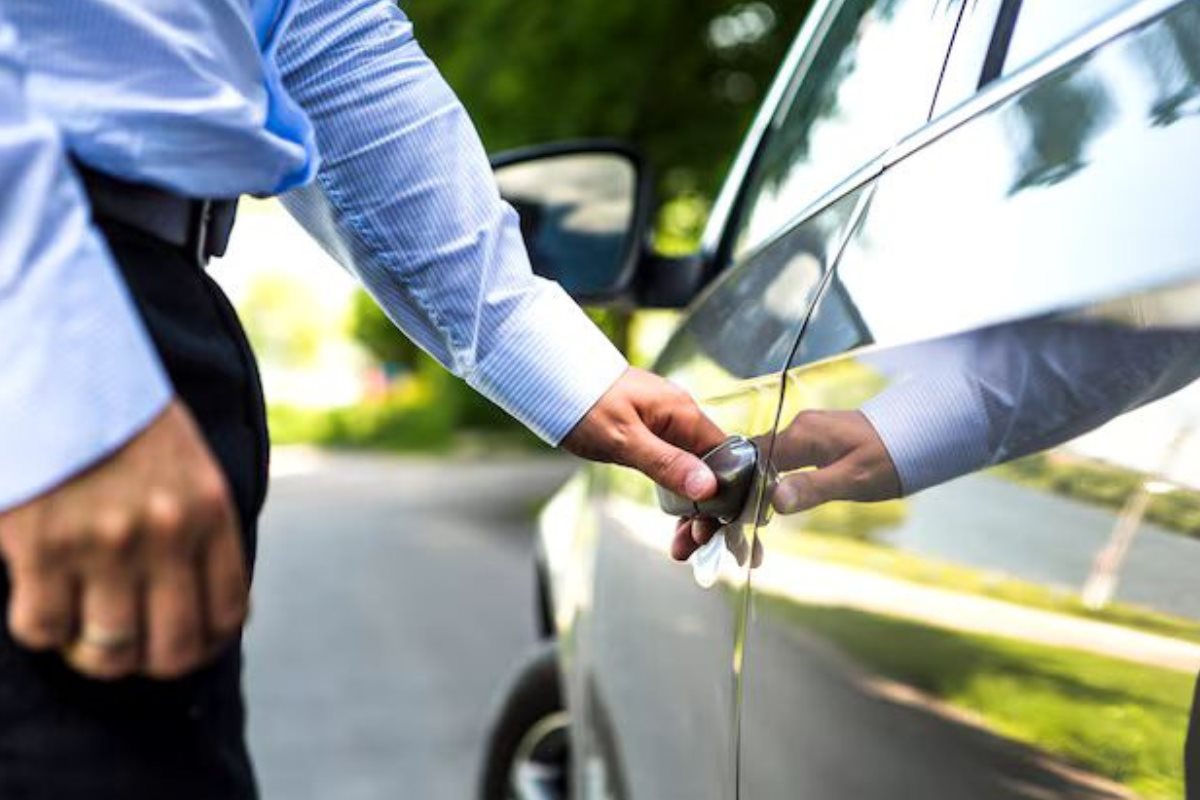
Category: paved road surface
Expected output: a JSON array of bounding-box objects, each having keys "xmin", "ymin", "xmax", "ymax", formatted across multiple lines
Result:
[{"xmin": 242, "ymin": 450, "xmax": 576, "ymax": 800}]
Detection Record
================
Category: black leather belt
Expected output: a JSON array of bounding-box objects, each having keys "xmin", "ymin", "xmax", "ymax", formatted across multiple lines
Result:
[{"xmin": 74, "ymin": 161, "xmax": 239, "ymax": 263}]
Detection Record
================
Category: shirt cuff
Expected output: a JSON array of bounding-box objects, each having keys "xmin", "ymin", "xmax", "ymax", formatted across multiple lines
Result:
[
  {"xmin": 0, "ymin": 233, "xmax": 172, "ymax": 511},
  {"xmin": 859, "ymin": 368, "xmax": 991, "ymax": 496},
  {"xmin": 467, "ymin": 281, "xmax": 629, "ymax": 445}
]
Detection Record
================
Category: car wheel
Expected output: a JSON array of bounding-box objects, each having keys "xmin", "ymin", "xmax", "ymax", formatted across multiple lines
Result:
[{"xmin": 479, "ymin": 642, "xmax": 571, "ymax": 800}]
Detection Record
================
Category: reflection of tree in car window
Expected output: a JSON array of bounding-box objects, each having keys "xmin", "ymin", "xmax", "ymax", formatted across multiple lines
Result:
[
  {"xmin": 1133, "ymin": 3, "xmax": 1200, "ymax": 126},
  {"xmin": 734, "ymin": 0, "xmax": 938, "ymax": 260},
  {"xmin": 1004, "ymin": 58, "xmax": 1115, "ymax": 194}
]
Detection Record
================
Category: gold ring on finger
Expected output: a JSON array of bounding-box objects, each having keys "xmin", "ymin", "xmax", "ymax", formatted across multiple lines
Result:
[{"xmin": 77, "ymin": 626, "xmax": 138, "ymax": 652}]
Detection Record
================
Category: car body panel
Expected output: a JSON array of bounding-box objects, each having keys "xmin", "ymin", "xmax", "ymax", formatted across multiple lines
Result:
[
  {"xmin": 740, "ymin": 276, "xmax": 1200, "ymax": 800},
  {"xmin": 739, "ymin": 2, "xmax": 1200, "ymax": 797},
  {"xmin": 560, "ymin": 186, "xmax": 867, "ymax": 800}
]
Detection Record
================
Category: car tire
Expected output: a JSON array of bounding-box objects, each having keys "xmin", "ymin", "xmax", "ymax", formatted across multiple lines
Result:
[{"xmin": 479, "ymin": 642, "xmax": 571, "ymax": 800}]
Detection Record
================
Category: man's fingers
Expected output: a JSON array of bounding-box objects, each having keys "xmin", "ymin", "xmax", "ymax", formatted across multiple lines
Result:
[
  {"xmin": 201, "ymin": 517, "xmax": 249, "ymax": 649},
  {"xmin": 7, "ymin": 566, "xmax": 75, "ymax": 651},
  {"xmin": 671, "ymin": 530, "xmax": 700, "ymax": 562},
  {"xmin": 772, "ymin": 461, "xmax": 859, "ymax": 514},
  {"xmin": 772, "ymin": 412, "xmax": 825, "ymax": 472},
  {"xmin": 66, "ymin": 571, "xmax": 140, "ymax": 680},
  {"xmin": 691, "ymin": 517, "xmax": 720, "ymax": 547},
  {"xmin": 656, "ymin": 394, "xmax": 727, "ymax": 459},
  {"xmin": 626, "ymin": 429, "xmax": 717, "ymax": 502},
  {"xmin": 144, "ymin": 561, "xmax": 204, "ymax": 679},
  {"xmin": 671, "ymin": 518, "xmax": 700, "ymax": 561},
  {"xmin": 671, "ymin": 516, "xmax": 724, "ymax": 562}
]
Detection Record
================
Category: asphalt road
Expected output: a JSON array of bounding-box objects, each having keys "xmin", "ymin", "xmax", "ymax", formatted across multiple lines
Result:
[{"xmin": 241, "ymin": 450, "xmax": 577, "ymax": 800}]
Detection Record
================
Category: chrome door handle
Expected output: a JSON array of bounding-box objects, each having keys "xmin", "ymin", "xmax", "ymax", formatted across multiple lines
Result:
[{"xmin": 656, "ymin": 435, "xmax": 759, "ymax": 523}]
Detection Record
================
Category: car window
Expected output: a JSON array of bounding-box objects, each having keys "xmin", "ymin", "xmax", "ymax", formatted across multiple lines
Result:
[
  {"xmin": 729, "ymin": 0, "xmax": 956, "ymax": 263},
  {"xmin": 1002, "ymin": 0, "xmax": 1143, "ymax": 77}
]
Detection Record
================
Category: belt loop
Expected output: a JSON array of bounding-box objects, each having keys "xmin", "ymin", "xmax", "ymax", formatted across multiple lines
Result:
[{"xmin": 193, "ymin": 200, "xmax": 214, "ymax": 266}]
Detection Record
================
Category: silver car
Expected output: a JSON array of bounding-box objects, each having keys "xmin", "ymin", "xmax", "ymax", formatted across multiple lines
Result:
[{"xmin": 483, "ymin": 1, "xmax": 1200, "ymax": 797}]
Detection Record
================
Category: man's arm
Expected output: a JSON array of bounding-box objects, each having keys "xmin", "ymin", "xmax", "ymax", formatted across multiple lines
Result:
[
  {"xmin": 0, "ymin": 12, "xmax": 247, "ymax": 680},
  {"xmin": 276, "ymin": 1, "xmax": 724, "ymax": 496}
]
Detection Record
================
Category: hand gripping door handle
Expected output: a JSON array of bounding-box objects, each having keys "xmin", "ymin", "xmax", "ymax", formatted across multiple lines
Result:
[{"xmin": 655, "ymin": 435, "xmax": 759, "ymax": 523}]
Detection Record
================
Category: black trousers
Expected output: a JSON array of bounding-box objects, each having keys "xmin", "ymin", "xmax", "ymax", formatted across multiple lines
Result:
[{"xmin": 0, "ymin": 217, "xmax": 267, "ymax": 798}]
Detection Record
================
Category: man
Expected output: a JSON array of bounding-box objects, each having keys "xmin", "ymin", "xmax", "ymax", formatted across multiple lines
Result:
[{"xmin": 0, "ymin": 1, "xmax": 724, "ymax": 796}]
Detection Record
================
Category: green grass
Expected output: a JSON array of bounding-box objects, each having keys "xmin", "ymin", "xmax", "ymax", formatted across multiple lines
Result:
[
  {"xmin": 768, "ymin": 527, "xmax": 1200, "ymax": 646},
  {"xmin": 759, "ymin": 597, "xmax": 1194, "ymax": 799}
]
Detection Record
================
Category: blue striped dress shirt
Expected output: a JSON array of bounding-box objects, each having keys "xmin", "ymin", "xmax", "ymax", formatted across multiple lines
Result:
[{"xmin": 0, "ymin": 0, "xmax": 627, "ymax": 510}]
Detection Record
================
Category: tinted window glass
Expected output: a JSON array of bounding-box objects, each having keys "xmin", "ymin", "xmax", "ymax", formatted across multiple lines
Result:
[
  {"xmin": 1003, "ymin": 0, "xmax": 1141, "ymax": 76},
  {"xmin": 731, "ymin": 0, "xmax": 954, "ymax": 261}
]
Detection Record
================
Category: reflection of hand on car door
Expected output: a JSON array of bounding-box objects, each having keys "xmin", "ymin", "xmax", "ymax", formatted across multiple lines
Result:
[
  {"xmin": 670, "ymin": 409, "xmax": 900, "ymax": 563},
  {"xmin": 770, "ymin": 409, "xmax": 901, "ymax": 513}
]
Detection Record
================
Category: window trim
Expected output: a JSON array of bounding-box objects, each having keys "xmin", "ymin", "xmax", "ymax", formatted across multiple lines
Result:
[
  {"xmin": 896, "ymin": 0, "xmax": 1187, "ymax": 171},
  {"xmin": 697, "ymin": 0, "xmax": 844, "ymax": 275},
  {"xmin": 978, "ymin": 0, "xmax": 1024, "ymax": 86},
  {"xmin": 703, "ymin": 0, "xmax": 965, "ymax": 275}
]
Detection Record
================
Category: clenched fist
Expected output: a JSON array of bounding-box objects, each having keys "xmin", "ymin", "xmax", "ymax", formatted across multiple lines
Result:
[{"xmin": 0, "ymin": 400, "xmax": 248, "ymax": 680}]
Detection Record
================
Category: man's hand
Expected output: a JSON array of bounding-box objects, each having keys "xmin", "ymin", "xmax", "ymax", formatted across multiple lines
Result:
[
  {"xmin": 669, "ymin": 410, "xmax": 900, "ymax": 563},
  {"xmin": 562, "ymin": 367, "xmax": 727, "ymax": 505},
  {"xmin": 0, "ymin": 400, "xmax": 248, "ymax": 681},
  {"xmin": 770, "ymin": 409, "xmax": 900, "ymax": 513}
]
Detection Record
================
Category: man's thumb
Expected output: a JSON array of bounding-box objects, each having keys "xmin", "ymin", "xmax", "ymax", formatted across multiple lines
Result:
[{"xmin": 626, "ymin": 430, "xmax": 717, "ymax": 501}]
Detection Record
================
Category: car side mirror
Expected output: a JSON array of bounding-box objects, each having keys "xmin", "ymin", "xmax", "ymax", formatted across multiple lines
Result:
[{"xmin": 491, "ymin": 141, "xmax": 657, "ymax": 305}]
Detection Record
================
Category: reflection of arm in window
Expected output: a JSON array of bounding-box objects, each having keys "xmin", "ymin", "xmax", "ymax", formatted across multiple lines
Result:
[{"xmin": 861, "ymin": 320, "xmax": 1200, "ymax": 495}]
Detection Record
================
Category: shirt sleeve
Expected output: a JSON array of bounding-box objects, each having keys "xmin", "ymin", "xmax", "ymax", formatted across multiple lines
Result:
[
  {"xmin": 860, "ymin": 320, "xmax": 1200, "ymax": 496},
  {"xmin": 0, "ymin": 13, "xmax": 171, "ymax": 511},
  {"xmin": 275, "ymin": 0, "xmax": 627, "ymax": 445}
]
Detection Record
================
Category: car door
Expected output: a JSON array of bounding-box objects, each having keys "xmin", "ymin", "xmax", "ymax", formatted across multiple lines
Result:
[
  {"xmin": 571, "ymin": 1, "xmax": 963, "ymax": 798},
  {"xmin": 738, "ymin": 1, "xmax": 1200, "ymax": 797}
]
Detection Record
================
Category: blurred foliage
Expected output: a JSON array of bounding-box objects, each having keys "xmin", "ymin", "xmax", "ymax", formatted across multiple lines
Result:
[
  {"xmin": 269, "ymin": 395, "xmax": 544, "ymax": 452},
  {"xmin": 404, "ymin": 0, "xmax": 813, "ymax": 200},
  {"xmin": 348, "ymin": 289, "xmax": 422, "ymax": 370},
  {"xmin": 803, "ymin": 498, "xmax": 908, "ymax": 542},
  {"xmin": 264, "ymin": 288, "xmax": 551, "ymax": 451},
  {"xmin": 586, "ymin": 307, "xmax": 631, "ymax": 354},
  {"xmin": 270, "ymin": 356, "xmax": 545, "ymax": 453},
  {"xmin": 655, "ymin": 192, "xmax": 713, "ymax": 255},
  {"xmin": 992, "ymin": 454, "xmax": 1200, "ymax": 539},
  {"xmin": 239, "ymin": 273, "xmax": 326, "ymax": 367}
]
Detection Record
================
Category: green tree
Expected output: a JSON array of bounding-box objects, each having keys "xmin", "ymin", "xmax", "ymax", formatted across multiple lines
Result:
[{"xmin": 405, "ymin": 0, "xmax": 813, "ymax": 200}]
